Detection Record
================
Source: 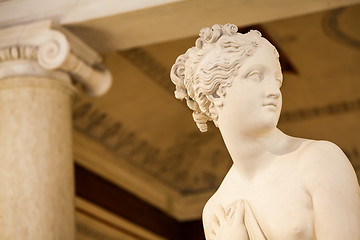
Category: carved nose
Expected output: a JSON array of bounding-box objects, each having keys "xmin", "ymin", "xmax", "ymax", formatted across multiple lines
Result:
[
  {"xmin": 266, "ymin": 86, "xmax": 281, "ymax": 99},
  {"xmin": 267, "ymin": 91, "xmax": 280, "ymax": 99},
  {"xmin": 265, "ymin": 77, "xmax": 282, "ymax": 99}
]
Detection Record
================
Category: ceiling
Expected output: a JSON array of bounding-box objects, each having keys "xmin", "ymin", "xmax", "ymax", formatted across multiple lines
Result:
[
  {"xmin": 2, "ymin": 0, "xmax": 359, "ymax": 51},
  {"xmin": 69, "ymin": 3, "xmax": 360, "ymax": 221},
  {"xmin": 1, "ymin": 0, "xmax": 359, "ymax": 225}
]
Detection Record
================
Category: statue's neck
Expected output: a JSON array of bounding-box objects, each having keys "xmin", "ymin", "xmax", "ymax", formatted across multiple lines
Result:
[{"xmin": 218, "ymin": 126, "xmax": 290, "ymax": 180}]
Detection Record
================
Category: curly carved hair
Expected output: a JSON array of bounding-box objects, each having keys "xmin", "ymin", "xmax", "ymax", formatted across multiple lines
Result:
[{"xmin": 170, "ymin": 24, "xmax": 278, "ymax": 132}]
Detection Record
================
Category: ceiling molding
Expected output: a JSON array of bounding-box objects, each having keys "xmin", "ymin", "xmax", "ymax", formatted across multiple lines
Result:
[
  {"xmin": 73, "ymin": 98, "xmax": 228, "ymax": 195},
  {"xmin": 280, "ymin": 98, "xmax": 360, "ymax": 123},
  {"xmin": 323, "ymin": 5, "xmax": 360, "ymax": 50}
]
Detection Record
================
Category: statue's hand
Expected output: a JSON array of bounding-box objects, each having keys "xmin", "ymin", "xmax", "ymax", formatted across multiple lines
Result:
[{"xmin": 209, "ymin": 200, "xmax": 249, "ymax": 240}]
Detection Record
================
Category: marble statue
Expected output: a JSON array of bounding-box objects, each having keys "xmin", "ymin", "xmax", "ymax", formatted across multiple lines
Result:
[{"xmin": 170, "ymin": 24, "xmax": 360, "ymax": 239}]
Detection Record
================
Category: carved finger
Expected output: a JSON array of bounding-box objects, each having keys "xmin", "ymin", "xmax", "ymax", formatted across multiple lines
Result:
[
  {"xmin": 225, "ymin": 202, "xmax": 236, "ymax": 222},
  {"xmin": 211, "ymin": 212, "xmax": 220, "ymax": 228},
  {"xmin": 233, "ymin": 200, "xmax": 245, "ymax": 224},
  {"xmin": 209, "ymin": 231, "xmax": 216, "ymax": 240},
  {"xmin": 214, "ymin": 205, "xmax": 226, "ymax": 225}
]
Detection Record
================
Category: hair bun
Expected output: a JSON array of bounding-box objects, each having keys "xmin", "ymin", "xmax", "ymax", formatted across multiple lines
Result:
[{"xmin": 170, "ymin": 54, "xmax": 188, "ymax": 100}]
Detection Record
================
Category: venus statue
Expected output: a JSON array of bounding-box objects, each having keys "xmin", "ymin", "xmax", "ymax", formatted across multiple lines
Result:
[{"xmin": 170, "ymin": 24, "xmax": 360, "ymax": 239}]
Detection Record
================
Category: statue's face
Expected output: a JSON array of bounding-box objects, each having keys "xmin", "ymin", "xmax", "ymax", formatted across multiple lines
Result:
[{"xmin": 217, "ymin": 41, "xmax": 283, "ymax": 135}]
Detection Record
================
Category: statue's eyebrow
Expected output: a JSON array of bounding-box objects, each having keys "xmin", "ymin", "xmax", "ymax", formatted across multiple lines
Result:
[{"xmin": 242, "ymin": 64, "xmax": 264, "ymax": 76}]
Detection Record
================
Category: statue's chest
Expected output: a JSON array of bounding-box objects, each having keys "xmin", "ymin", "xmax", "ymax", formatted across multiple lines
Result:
[{"xmin": 216, "ymin": 174, "xmax": 314, "ymax": 240}]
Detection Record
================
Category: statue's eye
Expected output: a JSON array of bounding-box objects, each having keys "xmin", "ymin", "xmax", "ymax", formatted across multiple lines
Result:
[{"xmin": 246, "ymin": 70, "xmax": 262, "ymax": 81}]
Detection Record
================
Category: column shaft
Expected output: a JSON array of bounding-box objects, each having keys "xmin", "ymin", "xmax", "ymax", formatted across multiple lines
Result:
[{"xmin": 0, "ymin": 76, "xmax": 75, "ymax": 240}]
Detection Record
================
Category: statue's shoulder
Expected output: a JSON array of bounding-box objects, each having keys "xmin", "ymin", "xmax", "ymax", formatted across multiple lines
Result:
[
  {"xmin": 296, "ymin": 139, "xmax": 357, "ymax": 189},
  {"xmin": 202, "ymin": 189, "xmax": 220, "ymax": 238},
  {"xmin": 203, "ymin": 189, "xmax": 219, "ymax": 220},
  {"xmin": 297, "ymin": 139, "xmax": 347, "ymax": 165},
  {"xmin": 202, "ymin": 166, "xmax": 238, "ymax": 229}
]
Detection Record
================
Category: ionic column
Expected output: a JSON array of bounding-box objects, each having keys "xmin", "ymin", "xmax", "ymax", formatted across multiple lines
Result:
[{"xmin": 0, "ymin": 20, "xmax": 111, "ymax": 240}]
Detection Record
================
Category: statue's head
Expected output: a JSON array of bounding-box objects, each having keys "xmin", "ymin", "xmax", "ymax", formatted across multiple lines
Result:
[{"xmin": 170, "ymin": 24, "xmax": 280, "ymax": 132}]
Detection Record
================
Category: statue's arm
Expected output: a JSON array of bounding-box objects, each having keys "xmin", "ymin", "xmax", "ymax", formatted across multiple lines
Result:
[
  {"xmin": 302, "ymin": 141, "xmax": 360, "ymax": 240},
  {"xmin": 202, "ymin": 199, "xmax": 213, "ymax": 240}
]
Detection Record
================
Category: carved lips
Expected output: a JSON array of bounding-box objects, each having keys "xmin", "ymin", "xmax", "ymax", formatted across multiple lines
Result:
[{"xmin": 262, "ymin": 101, "xmax": 278, "ymax": 110}]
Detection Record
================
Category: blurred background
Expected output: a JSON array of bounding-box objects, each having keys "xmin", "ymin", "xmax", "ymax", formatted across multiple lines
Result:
[{"xmin": 1, "ymin": 0, "xmax": 359, "ymax": 239}]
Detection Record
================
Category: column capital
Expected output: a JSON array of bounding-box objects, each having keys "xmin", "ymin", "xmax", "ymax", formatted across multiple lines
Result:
[{"xmin": 0, "ymin": 20, "xmax": 112, "ymax": 97}]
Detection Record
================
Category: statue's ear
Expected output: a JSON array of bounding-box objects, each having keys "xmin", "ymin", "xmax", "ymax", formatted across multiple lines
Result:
[{"xmin": 207, "ymin": 88, "xmax": 224, "ymax": 107}]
